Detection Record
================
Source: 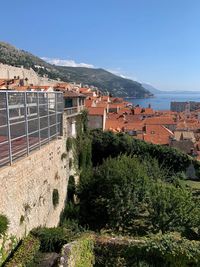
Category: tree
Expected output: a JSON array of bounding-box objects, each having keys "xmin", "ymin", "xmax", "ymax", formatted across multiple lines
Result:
[
  {"xmin": 148, "ymin": 181, "xmax": 199, "ymax": 233},
  {"xmin": 78, "ymin": 155, "xmax": 149, "ymax": 232}
]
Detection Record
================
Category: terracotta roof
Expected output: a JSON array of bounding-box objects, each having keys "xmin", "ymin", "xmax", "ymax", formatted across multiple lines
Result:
[
  {"xmin": 117, "ymin": 108, "xmax": 132, "ymax": 115},
  {"xmin": 105, "ymin": 120, "xmax": 124, "ymax": 131},
  {"xmin": 0, "ymin": 79, "xmax": 6, "ymax": 86},
  {"xmin": 143, "ymin": 116, "xmax": 176, "ymax": 125},
  {"xmin": 108, "ymin": 104, "xmax": 119, "ymax": 108},
  {"xmin": 85, "ymin": 99, "xmax": 94, "ymax": 108},
  {"xmin": 87, "ymin": 107, "xmax": 105, "ymax": 116},
  {"xmin": 133, "ymin": 107, "xmax": 142, "ymax": 114},
  {"xmin": 101, "ymin": 96, "xmax": 110, "ymax": 102},
  {"xmin": 123, "ymin": 122, "xmax": 144, "ymax": 131},
  {"xmin": 96, "ymin": 103, "xmax": 108, "ymax": 109},
  {"xmin": 137, "ymin": 125, "xmax": 174, "ymax": 145},
  {"xmin": 110, "ymin": 97, "xmax": 124, "ymax": 103},
  {"xmin": 63, "ymin": 91, "xmax": 86, "ymax": 98},
  {"xmin": 176, "ymin": 120, "xmax": 200, "ymax": 130},
  {"xmin": 142, "ymin": 108, "xmax": 154, "ymax": 115},
  {"xmin": 14, "ymin": 86, "xmax": 30, "ymax": 91}
]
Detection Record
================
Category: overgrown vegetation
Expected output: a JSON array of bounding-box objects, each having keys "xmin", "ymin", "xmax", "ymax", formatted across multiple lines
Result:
[
  {"xmin": 4, "ymin": 117, "xmax": 200, "ymax": 266},
  {"xmin": 78, "ymin": 155, "xmax": 200, "ymax": 236},
  {"xmin": 58, "ymin": 123, "xmax": 200, "ymax": 266},
  {"xmin": 0, "ymin": 235, "xmax": 18, "ymax": 266},
  {"xmin": 91, "ymin": 129, "xmax": 199, "ymax": 175},
  {"xmin": 67, "ymin": 175, "xmax": 76, "ymax": 202},
  {"xmin": 0, "ymin": 215, "xmax": 9, "ymax": 236},
  {"xmin": 95, "ymin": 233, "xmax": 200, "ymax": 267},
  {"xmin": 60, "ymin": 233, "xmax": 95, "ymax": 267},
  {"xmin": 31, "ymin": 227, "xmax": 69, "ymax": 253},
  {"xmin": 4, "ymin": 234, "xmax": 40, "ymax": 267}
]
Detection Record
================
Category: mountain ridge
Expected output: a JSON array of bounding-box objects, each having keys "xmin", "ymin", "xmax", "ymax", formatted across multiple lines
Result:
[{"xmin": 0, "ymin": 41, "xmax": 152, "ymax": 98}]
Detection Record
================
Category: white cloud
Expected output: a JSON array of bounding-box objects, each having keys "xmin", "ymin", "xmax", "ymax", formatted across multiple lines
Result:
[
  {"xmin": 107, "ymin": 68, "xmax": 138, "ymax": 81},
  {"xmin": 41, "ymin": 57, "xmax": 94, "ymax": 68}
]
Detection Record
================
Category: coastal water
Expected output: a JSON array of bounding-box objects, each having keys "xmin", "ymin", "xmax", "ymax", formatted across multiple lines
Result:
[{"xmin": 126, "ymin": 92, "xmax": 200, "ymax": 110}]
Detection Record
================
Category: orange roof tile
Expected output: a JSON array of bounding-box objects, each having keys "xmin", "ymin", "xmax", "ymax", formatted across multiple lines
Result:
[
  {"xmin": 137, "ymin": 125, "xmax": 174, "ymax": 145},
  {"xmin": 85, "ymin": 99, "xmax": 94, "ymax": 108},
  {"xmin": 87, "ymin": 107, "xmax": 105, "ymax": 116},
  {"xmin": 143, "ymin": 116, "xmax": 176, "ymax": 125},
  {"xmin": 96, "ymin": 103, "xmax": 108, "ymax": 109}
]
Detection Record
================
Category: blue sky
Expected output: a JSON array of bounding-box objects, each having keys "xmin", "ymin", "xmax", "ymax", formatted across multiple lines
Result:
[{"xmin": 1, "ymin": 0, "xmax": 200, "ymax": 91}]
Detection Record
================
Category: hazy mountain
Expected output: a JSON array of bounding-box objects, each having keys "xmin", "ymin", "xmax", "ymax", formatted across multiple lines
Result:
[
  {"xmin": 142, "ymin": 83, "xmax": 161, "ymax": 94},
  {"xmin": 0, "ymin": 42, "xmax": 152, "ymax": 98},
  {"xmin": 56, "ymin": 66, "xmax": 152, "ymax": 97}
]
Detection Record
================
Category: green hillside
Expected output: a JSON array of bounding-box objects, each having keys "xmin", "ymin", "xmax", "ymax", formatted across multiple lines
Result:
[{"xmin": 0, "ymin": 42, "xmax": 152, "ymax": 98}]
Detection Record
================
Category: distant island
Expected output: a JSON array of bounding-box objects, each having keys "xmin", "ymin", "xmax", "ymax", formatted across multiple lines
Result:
[{"xmin": 142, "ymin": 83, "xmax": 200, "ymax": 95}]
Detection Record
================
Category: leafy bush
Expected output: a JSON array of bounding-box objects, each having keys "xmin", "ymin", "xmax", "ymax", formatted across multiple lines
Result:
[
  {"xmin": 78, "ymin": 155, "xmax": 200, "ymax": 235},
  {"xmin": 91, "ymin": 130, "xmax": 132, "ymax": 166},
  {"xmin": 61, "ymin": 219, "xmax": 85, "ymax": 235},
  {"xmin": 4, "ymin": 234, "xmax": 40, "ymax": 267},
  {"xmin": 148, "ymin": 181, "xmax": 200, "ymax": 233},
  {"xmin": 60, "ymin": 201, "xmax": 80, "ymax": 223},
  {"xmin": 0, "ymin": 215, "xmax": 9, "ymax": 235},
  {"xmin": 78, "ymin": 155, "xmax": 150, "ymax": 233},
  {"xmin": 31, "ymin": 227, "xmax": 68, "ymax": 253},
  {"xmin": 91, "ymin": 129, "xmax": 200, "ymax": 175},
  {"xmin": 94, "ymin": 233, "xmax": 200, "ymax": 267}
]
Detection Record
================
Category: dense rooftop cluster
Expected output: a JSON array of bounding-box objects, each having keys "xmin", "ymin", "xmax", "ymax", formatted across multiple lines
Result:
[{"xmin": 1, "ymin": 77, "xmax": 200, "ymax": 160}]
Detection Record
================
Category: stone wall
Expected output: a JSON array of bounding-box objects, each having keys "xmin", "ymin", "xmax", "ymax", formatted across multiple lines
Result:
[
  {"xmin": 0, "ymin": 63, "xmax": 59, "ymax": 86},
  {"xmin": 0, "ymin": 137, "xmax": 69, "ymax": 238},
  {"xmin": 88, "ymin": 115, "xmax": 104, "ymax": 130},
  {"xmin": 0, "ymin": 110, "xmax": 82, "ymax": 238}
]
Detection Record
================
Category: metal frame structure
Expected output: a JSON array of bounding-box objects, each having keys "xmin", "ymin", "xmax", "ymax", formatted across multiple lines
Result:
[{"xmin": 0, "ymin": 91, "xmax": 64, "ymax": 167}]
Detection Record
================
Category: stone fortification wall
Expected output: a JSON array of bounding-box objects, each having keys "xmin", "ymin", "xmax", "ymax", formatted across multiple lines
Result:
[
  {"xmin": 0, "ymin": 63, "xmax": 39, "ymax": 84},
  {"xmin": 0, "ymin": 138, "xmax": 69, "ymax": 238},
  {"xmin": 0, "ymin": 63, "xmax": 59, "ymax": 86}
]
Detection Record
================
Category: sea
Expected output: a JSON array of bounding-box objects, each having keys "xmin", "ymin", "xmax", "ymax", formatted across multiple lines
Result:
[{"xmin": 125, "ymin": 92, "xmax": 200, "ymax": 110}]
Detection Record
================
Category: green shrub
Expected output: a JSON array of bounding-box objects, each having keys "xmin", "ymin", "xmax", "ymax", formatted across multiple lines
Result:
[
  {"xmin": 31, "ymin": 227, "xmax": 69, "ymax": 253},
  {"xmin": 5, "ymin": 234, "xmax": 40, "ymax": 267},
  {"xmin": 94, "ymin": 233, "xmax": 200, "ymax": 267},
  {"xmin": 0, "ymin": 234, "xmax": 18, "ymax": 266},
  {"xmin": 78, "ymin": 155, "xmax": 200, "ymax": 235},
  {"xmin": 0, "ymin": 215, "xmax": 9, "ymax": 235},
  {"xmin": 61, "ymin": 219, "xmax": 85, "ymax": 235},
  {"xmin": 52, "ymin": 189, "xmax": 59, "ymax": 207},
  {"xmin": 91, "ymin": 129, "xmax": 199, "ymax": 175},
  {"xmin": 60, "ymin": 202, "xmax": 80, "ymax": 223}
]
